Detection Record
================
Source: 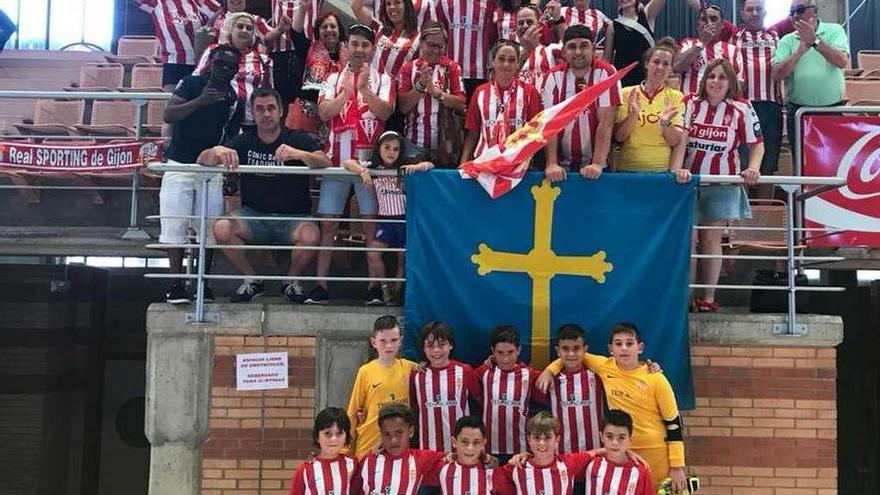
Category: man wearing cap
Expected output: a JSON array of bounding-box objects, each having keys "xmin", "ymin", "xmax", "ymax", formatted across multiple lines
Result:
[
  {"xmin": 772, "ymin": 0, "xmax": 849, "ymax": 159},
  {"xmin": 541, "ymin": 24, "xmax": 622, "ymax": 183},
  {"xmin": 674, "ymin": 3, "xmax": 743, "ymax": 95},
  {"xmin": 312, "ymin": 23, "xmax": 395, "ymax": 305}
]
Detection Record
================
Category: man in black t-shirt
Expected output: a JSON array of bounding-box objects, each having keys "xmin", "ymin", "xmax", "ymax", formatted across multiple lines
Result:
[
  {"xmin": 198, "ymin": 88, "xmax": 331, "ymax": 303},
  {"xmin": 159, "ymin": 43, "xmax": 243, "ymax": 304}
]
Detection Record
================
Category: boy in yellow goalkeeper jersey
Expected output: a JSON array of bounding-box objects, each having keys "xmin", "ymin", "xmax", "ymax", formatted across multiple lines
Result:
[{"xmin": 535, "ymin": 322, "xmax": 687, "ymax": 492}]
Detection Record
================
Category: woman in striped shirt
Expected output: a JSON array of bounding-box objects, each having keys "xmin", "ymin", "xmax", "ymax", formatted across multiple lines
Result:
[
  {"xmin": 353, "ymin": 0, "xmax": 421, "ymax": 77},
  {"xmin": 675, "ymin": 58, "xmax": 763, "ymax": 313},
  {"xmin": 461, "ymin": 40, "xmax": 542, "ymax": 165},
  {"xmin": 194, "ymin": 12, "xmax": 273, "ymax": 123}
]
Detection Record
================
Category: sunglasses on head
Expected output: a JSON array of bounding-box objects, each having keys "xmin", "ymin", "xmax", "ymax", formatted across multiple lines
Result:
[{"xmin": 789, "ymin": 5, "xmax": 816, "ymax": 16}]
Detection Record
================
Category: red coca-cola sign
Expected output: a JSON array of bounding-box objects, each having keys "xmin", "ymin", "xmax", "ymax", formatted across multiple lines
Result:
[{"xmin": 803, "ymin": 115, "xmax": 880, "ymax": 247}]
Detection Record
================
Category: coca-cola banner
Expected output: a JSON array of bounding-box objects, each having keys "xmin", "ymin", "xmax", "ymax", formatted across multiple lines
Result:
[
  {"xmin": 0, "ymin": 141, "xmax": 161, "ymax": 172},
  {"xmin": 803, "ymin": 115, "xmax": 880, "ymax": 247}
]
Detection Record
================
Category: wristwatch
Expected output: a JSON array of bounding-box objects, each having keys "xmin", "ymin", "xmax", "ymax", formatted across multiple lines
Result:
[
  {"xmin": 432, "ymin": 92, "xmax": 444, "ymax": 103},
  {"xmin": 811, "ymin": 38, "xmax": 823, "ymax": 49},
  {"xmin": 660, "ymin": 119, "xmax": 673, "ymax": 128}
]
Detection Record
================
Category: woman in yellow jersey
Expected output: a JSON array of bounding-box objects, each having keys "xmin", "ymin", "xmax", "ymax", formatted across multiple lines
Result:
[
  {"xmin": 614, "ymin": 37, "xmax": 691, "ymax": 184},
  {"xmin": 537, "ymin": 323, "xmax": 688, "ymax": 493}
]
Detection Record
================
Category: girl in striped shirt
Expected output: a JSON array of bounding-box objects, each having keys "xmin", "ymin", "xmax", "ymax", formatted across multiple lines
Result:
[
  {"xmin": 289, "ymin": 407, "xmax": 358, "ymax": 495},
  {"xmin": 343, "ymin": 131, "xmax": 433, "ymax": 306}
]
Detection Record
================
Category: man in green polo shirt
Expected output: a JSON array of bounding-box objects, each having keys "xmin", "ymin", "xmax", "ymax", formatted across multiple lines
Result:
[{"xmin": 772, "ymin": 0, "xmax": 850, "ymax": 159}]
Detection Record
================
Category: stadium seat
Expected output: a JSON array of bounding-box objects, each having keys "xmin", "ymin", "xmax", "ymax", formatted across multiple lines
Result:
[
  {"xmin": 117, "ymin": 35, "xmax": 161, "ymax": 59},
  {"xmin": 75, "ymin": 100, "xmax": 136, "ymax": 136},
  {"xmin": 13, "ymin": 99, "xmax": 84, "ymax": 136},
  {"xmin": 845, "ymin": 77, "xmax": 880, "ymax": 102},
  {"xmin": 78, "ymin": 63, "xmax": 124, "ymax": 90},
  {"xmin": 726, "ymin": 199, "xmax": 803, "ymax": 250},
  {"xmin": 860, "ymin": 69, "xmax": 880, "ymax": 79},
  {"xmin": 857, "ymin": 50, "xmax": 880, "ymax": 71},
  {"xmin": 129, "ymin": 63, "xmax": 163, "ymax": 90}
]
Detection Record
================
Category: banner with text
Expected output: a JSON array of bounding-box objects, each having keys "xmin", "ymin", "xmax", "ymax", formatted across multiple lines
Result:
[
  {"xmin": 802, "ymin": 115, "xmax": 880, "ymax": 247},
  {"xmin": 0, "ymin": 141, "xmax": 162, "ymax": 172}
]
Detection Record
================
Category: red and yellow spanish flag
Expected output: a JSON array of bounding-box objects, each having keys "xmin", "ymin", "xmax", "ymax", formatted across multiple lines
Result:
[{"xmin": 459, "ymin": 63, "xmax": 635, "ymax": 198}]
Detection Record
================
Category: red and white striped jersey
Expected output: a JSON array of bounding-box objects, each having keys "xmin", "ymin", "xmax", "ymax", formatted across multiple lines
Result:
[
  {"xmin": 732, "ymin": 28, "xmax": 779, "ymax": 103},
  {"xmin": 473, "ymin": 364, "xmax": 545, "ymax": 455},
  {"xmin": 425, "ymin": 461, "xmax": 494, "ymax": 495},
  {"xmin": 357, "ymin": 449, "xmax": 446, "ymax": 495},
  {"xmin": 493, "ymin": 8, "xmax": 518, "ymax": 41},
  {"xmin": 677, "ymin": 38, "xmax": 744, "ymax": 95},
  {"xmin": 373, "ymin": 175, "xmax": 407, "ymax": 217},
  {"xmin": 210, "ymin": 11, "xmax": 272, "ymax": 43},
  {"xmin": 400, "ymin": 57, "xmax": 466, "ymax": 150},
  {"xmin": 540, "ymin": 59, "xmax": 622, "ymax": 168},
  {"xmin": 375, "ymin": 0, "xmax": 439, "ymax": 30},
  {"xmin": 135, "ymin": 0, "xmax": 222, "ymax": 65},
  {"xmin": 194, "ymin": 43, "xmax": 273, "ymax": 121},
  {"xmin": 550, "ymin": 367, "xmax": 604, "ymax": 453},
  {"xmin": 369, "ymin": 19, "xmax": 420, "ymax": 77},
  {"xmin": 289, "ymin": 455, "xmax": 358, "ymax": 495},
  {"xmin": 519, "ymin": 44, "xmax": 562, "ymax": 88},
  {"xmin": 683, "ymin": 95, "xmax": 762, "ymax": 176},
  {"xmin": 320, "ymin": 67, "xmax": 395, "ymax": 165},
  {"xmin": 560, "ymin": 6, "xmax": 609, "ymax": 43},
  {"xmin": 437, "ymin": 0, "xmax": 497, "ymax": 80},
  {"xmin": 465, "ymin": 79, "xmax": 543, "ymax": 161},
  {"xmin": 492, "ymin": 453, "xmax": 594, "ymax": 495},
  {"xmin": 583, "ymin": 455, "xmax": 656, "ymax": 495},
  {"xmin": 410, "ymin": 361, "xmax": 480, "ymax": 452},
  {"xmin": 272, "ymin": 0, "xmax": 323, "ymax": 49}
]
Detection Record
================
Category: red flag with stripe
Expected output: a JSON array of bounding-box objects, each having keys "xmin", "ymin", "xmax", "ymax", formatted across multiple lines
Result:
[{"xmin": 459, "ymin": 63, "xmax": 635, "ymax": 198}]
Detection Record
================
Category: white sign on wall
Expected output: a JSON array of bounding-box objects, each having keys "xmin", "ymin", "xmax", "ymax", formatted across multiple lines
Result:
[{"xmin": 236, "ymin": 352, "xmax": 289, "ymax": 391}]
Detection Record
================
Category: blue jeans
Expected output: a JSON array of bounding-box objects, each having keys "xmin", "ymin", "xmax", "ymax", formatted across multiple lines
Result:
[{"xmin": 740, "ymin": 101, "xmax": 783, "ymax": 174}]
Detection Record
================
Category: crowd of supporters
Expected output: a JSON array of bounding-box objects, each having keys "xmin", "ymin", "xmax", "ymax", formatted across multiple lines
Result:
[{"xmin": 142, "ymin": 0, "xmax": 851, "ymax": 311}]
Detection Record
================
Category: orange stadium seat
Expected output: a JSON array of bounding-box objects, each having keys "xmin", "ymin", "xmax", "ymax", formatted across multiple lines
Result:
[
  {"xmin": 75, "ymin": 100, "xmax": 136, "ymax": 136},
  {"xmin": 857, "ymin": 50, "xmax": 880, "ymax": 71},
  {"xmin": 78, "ymin": 63, "xmax": 124, "ymax": 90},
  {"xmin": 845, "ymin": 77, "xmax": 880, "ymax": 102},
  {"xmin": 130, "ymin": 63, "xmax": 163, "ymax": 90},
  {"xmin": 117, "ymin": 35, "xmax": 160, "ymax": 59},
  {"xmin": 13, "ymin": 99, "xmax": 84, "ymax": 136}
]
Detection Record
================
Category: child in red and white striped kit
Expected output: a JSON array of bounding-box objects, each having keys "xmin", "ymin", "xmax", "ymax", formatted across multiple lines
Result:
[
  {"xmin": 343, "ymin": 130, "xmax": 433, "ymax": 306},
  {"xmin": 289, "ymin": 407, "xmax": 358, "ymax": 495}
]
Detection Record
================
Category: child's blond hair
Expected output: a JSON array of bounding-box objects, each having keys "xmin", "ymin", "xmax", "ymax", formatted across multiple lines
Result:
[{"xmin": 527, "ymin": 411, "xmax": 559, "ymax": 437}]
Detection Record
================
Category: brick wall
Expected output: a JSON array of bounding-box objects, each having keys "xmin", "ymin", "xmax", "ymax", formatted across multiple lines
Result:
[
  {"xmin": 198, "ymin": 338, "xmax": 838, "ymax": 495},
  {"xmin": 685, "ymin": 345, "xmax": 838, "ymax": 495},
  {"xmin": 201, "ymin": 336, "xmax": 317, "ymax": 495}
]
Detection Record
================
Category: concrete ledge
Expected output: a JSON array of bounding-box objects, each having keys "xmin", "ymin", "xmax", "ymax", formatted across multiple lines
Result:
[
  {"xmin": 146, "ymin": 302, "xmax": 401, "ymax": 337},
  {"xmin": 690, "ymin": 312, "xmax": 843, "ymax": 347}
]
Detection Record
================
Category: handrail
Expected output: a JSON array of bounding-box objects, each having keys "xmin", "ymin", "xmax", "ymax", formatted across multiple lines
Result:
[
  {"xmin": 0, "ymin": 90, "xmax": 171, "ymax": 100},
  {"xmin": 139, "ymin": 166, "xmax": 848, "ymax": 333}
]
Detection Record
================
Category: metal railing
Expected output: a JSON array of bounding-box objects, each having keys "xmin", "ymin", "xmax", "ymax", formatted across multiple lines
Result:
[
  {"xmin": 144, "ymin": 163, "xmax": 847, "ymax": 335},
  {"xmin": 0, "ymin": 90, "xmax": 172, "ymax": 239}
]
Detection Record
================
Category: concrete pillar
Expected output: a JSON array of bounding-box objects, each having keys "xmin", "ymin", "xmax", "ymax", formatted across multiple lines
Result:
[{"xmin": 145, "ymin": 322, "xmax": 212, "ymax": 495}]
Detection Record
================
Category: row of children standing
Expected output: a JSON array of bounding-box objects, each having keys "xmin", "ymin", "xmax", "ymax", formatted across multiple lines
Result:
[{"xmin": 289, "ymin": 315, "xmax": 688, "ymax": 494}]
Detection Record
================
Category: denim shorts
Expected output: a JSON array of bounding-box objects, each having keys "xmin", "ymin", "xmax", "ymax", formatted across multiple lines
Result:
[
  {"xmin": 695, "ymin": 185, "xmax": 752, "ymax": 223},
  {"xmin": 316, "ymin": 174, "xmax": 378, "ymax": 216},
  {"xmin": 234, "ymin": 206, "xmax": 308, "ymax": 245}
]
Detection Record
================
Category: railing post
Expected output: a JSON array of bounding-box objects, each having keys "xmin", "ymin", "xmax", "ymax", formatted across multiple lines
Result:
[
  {"xmin": 782, "ymin": 184, "xmax": 801, "ymax": 336},
  {"xmin": 121, "ymin": 99, "xmax": 151, "ymax": 240},
  {"xmin": 194, "ymin": 175, "xmax": 212, "ymax": 323}
]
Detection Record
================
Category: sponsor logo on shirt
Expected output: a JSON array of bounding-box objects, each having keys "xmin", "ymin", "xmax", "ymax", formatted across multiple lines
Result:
[
  {"xmin": 559, "ymin": 394, "xmax": 592, "ymax": 408},
  {"xmin": 691, "ymin": 123, "xmax": 729, "ymax": 142},
  {"xmin": 425, "ymin": 395, "xmax": 459, "ymax": 408},
  {"xmin": 492, "ymin": 393, "xmax": 525, "ymax": 408}
]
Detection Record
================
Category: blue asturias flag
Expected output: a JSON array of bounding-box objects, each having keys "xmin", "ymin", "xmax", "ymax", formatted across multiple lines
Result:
[{"xmin": 403, "ymin": 170, "xmax": 698, "ymax": 409}]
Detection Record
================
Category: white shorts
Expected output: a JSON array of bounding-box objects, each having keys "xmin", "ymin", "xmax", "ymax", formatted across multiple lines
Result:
[{"xmin": 158, "ymin": 168, "xmax": 224, "ymax": 245}]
